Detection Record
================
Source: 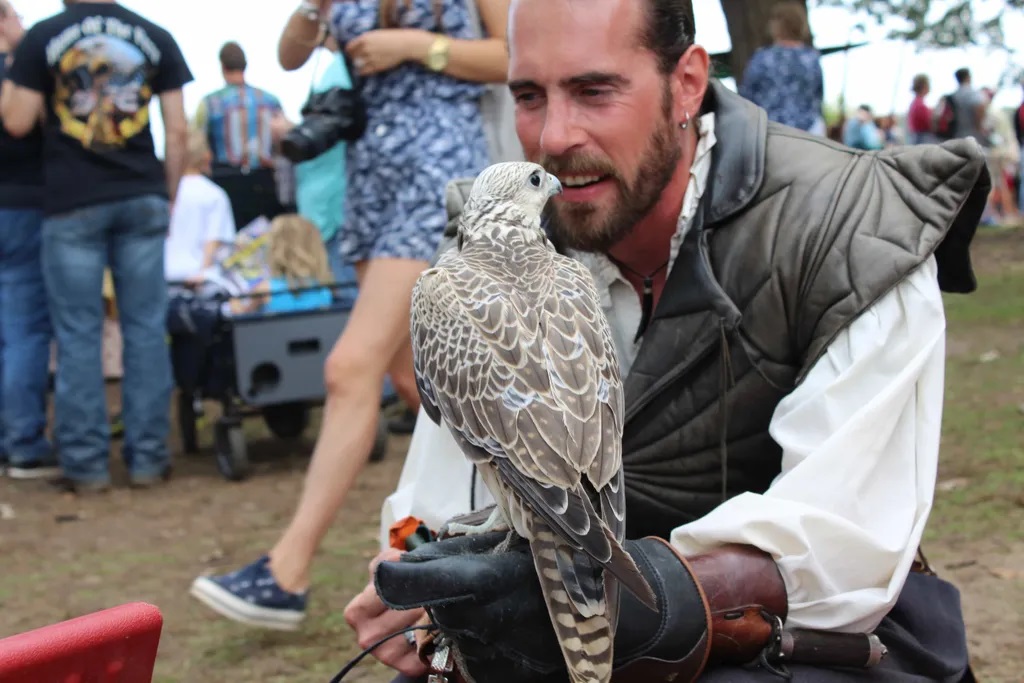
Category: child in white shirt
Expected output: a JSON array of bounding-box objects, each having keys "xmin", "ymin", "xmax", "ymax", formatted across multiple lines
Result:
[{"xmin": 164, "ymin": 131, "xmax": 236, "ymax": 283}]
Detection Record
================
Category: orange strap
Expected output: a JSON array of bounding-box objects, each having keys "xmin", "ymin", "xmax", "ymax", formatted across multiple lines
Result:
[{"xmin": 388, "ymin": 516, "xmax": 427, "ymax": 551}]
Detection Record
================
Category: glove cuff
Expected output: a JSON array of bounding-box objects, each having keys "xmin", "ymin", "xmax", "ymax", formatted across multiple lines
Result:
[
  {"xmin": 611, "ymin": 537, "xmax": 712, "ymax": 682},
  {"xmin": 688, "ymin": 543, "xmax": 788, "ymax": 666},
  {"xmin": 613, "ymin": 539, "xmax": 788, "ymax": 683}
]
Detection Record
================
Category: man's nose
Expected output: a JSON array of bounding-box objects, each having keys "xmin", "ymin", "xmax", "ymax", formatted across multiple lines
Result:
[{"xmin": 539, "ymin": 99, "xmax": 586, "ymax": 158}]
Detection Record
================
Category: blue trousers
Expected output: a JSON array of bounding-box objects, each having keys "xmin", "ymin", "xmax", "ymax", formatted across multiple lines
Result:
[
  {"xmin": 42, "ymin": 195, "xmax": 173, "ymax": 483},
  {"xmin": 0, "ymin": 207, "xmax": 53, "ymax": 465}
]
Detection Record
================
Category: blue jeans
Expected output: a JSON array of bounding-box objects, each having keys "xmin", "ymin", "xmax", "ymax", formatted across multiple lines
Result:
[
  {"xmin": 42, "ymin": 195, "xmax": 173, "ymax": 483},
  {"xmin": 0, "ymin": 208, "xmax": 53, "ymax": 465}
]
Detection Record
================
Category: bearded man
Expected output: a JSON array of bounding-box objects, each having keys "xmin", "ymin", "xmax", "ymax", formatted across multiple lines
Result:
[{"xmin": 344, "ymin": 0, "xmax": 989, "ymax": 681}]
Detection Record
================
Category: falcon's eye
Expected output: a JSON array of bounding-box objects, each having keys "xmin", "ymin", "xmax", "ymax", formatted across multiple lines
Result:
[{"xmin": 528, "ymin": 171, "xmax": 542, "ymax": 188}]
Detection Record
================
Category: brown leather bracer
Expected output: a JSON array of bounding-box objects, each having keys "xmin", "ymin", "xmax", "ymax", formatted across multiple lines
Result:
[{"xmin": 612, "ymin": 540, "xmax": 788, "ymax": 682}]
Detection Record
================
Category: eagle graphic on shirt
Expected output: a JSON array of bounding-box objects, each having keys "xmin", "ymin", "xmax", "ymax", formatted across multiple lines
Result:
[{"xmin": 53, "ymin": 35, "xmax": 152, "ymax": 152}]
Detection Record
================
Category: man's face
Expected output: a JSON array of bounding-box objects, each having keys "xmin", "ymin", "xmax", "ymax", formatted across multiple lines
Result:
[{"xmin": 508, "ymin": 0, "xmax": 688, "ymax": 253}]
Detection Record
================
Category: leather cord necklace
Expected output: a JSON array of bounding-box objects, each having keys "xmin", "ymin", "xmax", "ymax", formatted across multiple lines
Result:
[{"xmin": 607, "ymin": 254, "xmax": 669, "ymax": 342}]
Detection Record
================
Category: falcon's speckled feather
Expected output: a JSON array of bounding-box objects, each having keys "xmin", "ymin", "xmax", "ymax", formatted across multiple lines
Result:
[{"xmin": 410, "ymin": 162, "xmax": 657, "ymax": 683}]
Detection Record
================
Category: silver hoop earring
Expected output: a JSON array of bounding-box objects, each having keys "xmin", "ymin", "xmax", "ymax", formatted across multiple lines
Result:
[{"xmin": 679, "ymin": 111, "xmax": 691, "ymax": 130}]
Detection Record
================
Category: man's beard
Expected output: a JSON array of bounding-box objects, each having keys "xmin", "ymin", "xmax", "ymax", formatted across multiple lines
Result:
[{"xmin": 541, "ymin": 88, "xmax": 682, "ymax": 253}]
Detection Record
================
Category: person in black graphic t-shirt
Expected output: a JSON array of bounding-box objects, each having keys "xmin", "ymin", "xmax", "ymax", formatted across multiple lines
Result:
[
  {"xmin": 1, "ymin": 0, "xmax": 193, "ymax": 493},
  {"xmin": 0, "ymin": 0, "xmax": 58, "ymax": 482}
]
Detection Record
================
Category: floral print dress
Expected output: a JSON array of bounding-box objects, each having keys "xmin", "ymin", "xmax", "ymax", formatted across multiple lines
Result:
[
  {"xmin": 330, "ymin": 0, "xmax": 491, "ymax": 263},
  {"xmin": 739, "ymin": 45, "xmax": 823, "ymax": 132}
]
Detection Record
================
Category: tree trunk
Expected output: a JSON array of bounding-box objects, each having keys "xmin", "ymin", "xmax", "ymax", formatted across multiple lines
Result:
[{"xmin": 719, "ymin": 0, "xmax": 811, "ymax": 84}]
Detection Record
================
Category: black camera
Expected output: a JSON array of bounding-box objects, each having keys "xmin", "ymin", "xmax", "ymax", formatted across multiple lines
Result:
[{"xmin": 280, "ymin": 86, "xmax": 367, "ymax": 163}]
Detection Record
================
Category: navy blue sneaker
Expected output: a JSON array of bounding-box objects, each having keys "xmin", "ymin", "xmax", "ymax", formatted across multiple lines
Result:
[{"xmin": 190, "ymin": 556, "xmax": 306, "ymax": 630}]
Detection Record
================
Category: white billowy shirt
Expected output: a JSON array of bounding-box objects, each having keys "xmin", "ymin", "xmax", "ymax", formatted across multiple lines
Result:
[{"xmin": 380, "ymin": 113, "xmax": 946, "ymax": 633}]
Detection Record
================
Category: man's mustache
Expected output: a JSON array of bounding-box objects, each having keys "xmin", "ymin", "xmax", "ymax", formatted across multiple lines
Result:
[{"xmin": 540, "ymin": 153, "xmax": 619, "ymax": 180}]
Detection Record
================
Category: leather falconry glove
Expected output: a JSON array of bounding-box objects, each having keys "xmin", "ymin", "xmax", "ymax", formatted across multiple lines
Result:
[{"xmin": 374, "ymin": 531, "xmax": 787, "ymax": 683}]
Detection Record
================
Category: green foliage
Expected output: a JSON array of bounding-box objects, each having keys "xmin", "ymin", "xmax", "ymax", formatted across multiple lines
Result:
[{"xmin": 815, "ymin": 0, "xmax": 1019, "ymax": 51}]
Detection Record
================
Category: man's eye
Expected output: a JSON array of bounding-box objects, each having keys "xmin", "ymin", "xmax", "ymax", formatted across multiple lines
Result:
[{"xmin": 581, "ymin": 88, "xmax": 609, "ymax": 98}]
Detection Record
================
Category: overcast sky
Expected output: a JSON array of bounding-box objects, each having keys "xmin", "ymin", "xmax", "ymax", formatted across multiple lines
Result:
[{"xmin": 14, "ymin": 0, "xmax": 1023, "ymax": 150}]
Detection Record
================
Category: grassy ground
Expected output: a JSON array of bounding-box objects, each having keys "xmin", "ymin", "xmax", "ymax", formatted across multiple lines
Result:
[
  {"xmin": 0, "ymin": 228, "xmax": 1021, "ymax": 682},
  {"xmin": 923, "ymin": 226, "xmax": 1024, "ymax": 682}
]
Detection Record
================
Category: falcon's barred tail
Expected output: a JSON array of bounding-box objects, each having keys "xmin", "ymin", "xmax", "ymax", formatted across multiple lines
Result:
[{"xmin": 529, "ymin": 520, "xmax": 614, "ymax": 683}]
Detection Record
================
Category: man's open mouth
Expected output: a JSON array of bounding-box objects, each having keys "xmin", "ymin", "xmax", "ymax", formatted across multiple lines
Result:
[{"xmin": 561, "ymin": 174, "xmax": 611, "ymax": 189}]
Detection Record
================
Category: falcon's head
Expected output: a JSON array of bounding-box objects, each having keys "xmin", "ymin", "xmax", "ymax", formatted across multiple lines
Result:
[{"xmin": 468, "ymin": 162, "xmax": 563, "ymax": 224}]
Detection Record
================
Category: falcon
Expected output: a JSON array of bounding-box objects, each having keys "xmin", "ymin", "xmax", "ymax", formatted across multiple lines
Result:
[{"xmin": 410, "ymin": 162, "xmax": 657, "ymax": 683}]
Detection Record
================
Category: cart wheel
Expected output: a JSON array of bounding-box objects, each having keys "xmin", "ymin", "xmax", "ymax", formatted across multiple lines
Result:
[
  {"xmin": 263, "ymin": 403, "xmax": 310, "ymax": 440},
  {"xmin": 214, "ymin": 419, "xmax": 249, "ymax": 481},
  {"xmin": 178, "ymin": 392, "xmax": 199, "ymax": 454},
  {"xmin": 369, "ymin": 418, "xmax": 389, "ymax": 462}
]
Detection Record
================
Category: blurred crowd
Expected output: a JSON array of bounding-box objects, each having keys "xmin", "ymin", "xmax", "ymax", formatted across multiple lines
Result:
[{"xmin": 739, "ymin": 1, "xmax": 1021, "ymax": 226}]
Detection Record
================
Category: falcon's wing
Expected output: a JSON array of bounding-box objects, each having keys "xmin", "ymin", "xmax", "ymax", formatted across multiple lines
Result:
[{"xmin": 411, "ymin": 240, "xmax": 652, "ymax": 608}]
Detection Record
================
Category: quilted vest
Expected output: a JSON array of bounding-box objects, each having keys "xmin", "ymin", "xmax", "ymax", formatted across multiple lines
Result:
[
  {"xmin": 619, "ymin": 83, "xmax": 989, "ymax": 539},
  {"xmin": 440, "ymin": 81, "xmax": 990, "ymax": 541}
]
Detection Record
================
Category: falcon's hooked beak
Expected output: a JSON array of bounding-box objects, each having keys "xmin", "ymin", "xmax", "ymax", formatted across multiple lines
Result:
[{"xmin": 548, "ymin": 175, "xmax": 563, "ymax": 197}]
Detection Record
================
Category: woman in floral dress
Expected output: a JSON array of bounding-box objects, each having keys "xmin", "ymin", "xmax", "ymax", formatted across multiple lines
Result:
[{"xmin": 190, "ymin": 0, "xmax": 510, "ymax": 631}]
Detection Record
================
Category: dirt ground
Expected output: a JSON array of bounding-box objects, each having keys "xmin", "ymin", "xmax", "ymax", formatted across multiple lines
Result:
[{"xmin": 0, "ymin": 229, "xmax": 1022, "ymax": 683}]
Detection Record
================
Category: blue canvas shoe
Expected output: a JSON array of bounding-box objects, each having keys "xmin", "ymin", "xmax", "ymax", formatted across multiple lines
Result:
[{"xmin": 190, "ymin": 556, "xmax": 306, "ymax": 630}]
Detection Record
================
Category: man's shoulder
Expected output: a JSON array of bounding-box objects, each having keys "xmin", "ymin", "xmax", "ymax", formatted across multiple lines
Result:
[
  {"xmin": 199, "ymin": 86, "xmax": 233, "ymax": 107},
  {"xmin": 763, "ymin": 122, "xmax": 984, "ymax": 190},
  {"xmin": 760, "ymin": 123, "xmax": 856, "ymax": 188},
  {"xmin": 180, "ymin": 174, "xmax": 227, "ymax": 204},
  {"xmin": 18, "ymin": 11, "xmax": 70, "ymax": 43},
  {"xmin": 249, "ymin": 85, "xmax": 282, "ymax": 106},
  {"xmin": 196, "ymin": 175, "xmax": 231, "ymax": 203},
  {"xmin": 111, "ymin": 5, "xmax": 173, "ymax": 37},
  {"xmin": 952, "ymin": 87, "xmax": 980, "ymax": 105}
]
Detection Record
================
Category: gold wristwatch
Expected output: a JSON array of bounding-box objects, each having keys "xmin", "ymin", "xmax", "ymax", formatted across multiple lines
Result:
[{"xmin": 425, "ymin": 35, "xmax": 452, "ymax": 72}]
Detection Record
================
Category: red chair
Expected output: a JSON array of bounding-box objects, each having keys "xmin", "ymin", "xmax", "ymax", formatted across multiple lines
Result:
[{"xmin": 0, "ymin": 602, "xmax": 163, "ymax": 683}]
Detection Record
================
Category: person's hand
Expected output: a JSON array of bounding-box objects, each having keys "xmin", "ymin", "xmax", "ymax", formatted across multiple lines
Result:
[
  {"xmin": 345, "ymin": 29, "xmax": 430, "ymax": 76},
  {"xmin": 270, "ymin": 111, "xmax": 294, "ymax": 145},
  {"xmin": 374, "ymin": 532, "xmax": 719, "ymax": 683},
  {"xmin": 344, "ymin": 548, "xmax": 429, "ymax": 678}
]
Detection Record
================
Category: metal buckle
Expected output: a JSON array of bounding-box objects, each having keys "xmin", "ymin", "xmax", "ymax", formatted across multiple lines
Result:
[
  {"xmin": 758, "ymin": 613, "xmax": 792, "ymax": 680},
  {"xmin": 426, "ymin": 640, "xmax": 454, "ymax": 683}
]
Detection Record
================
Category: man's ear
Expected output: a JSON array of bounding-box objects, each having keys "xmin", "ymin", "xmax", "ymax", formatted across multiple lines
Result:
[{"xmin": 669, "ymin": 45, "xmax": 710, "ymax": 123}]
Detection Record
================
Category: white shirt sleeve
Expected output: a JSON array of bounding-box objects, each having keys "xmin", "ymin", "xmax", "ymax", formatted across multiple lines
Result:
[
  {"xmin": 671, "ymin": 256, "xmax": 946, "ymax": 633},
  {"xmin": 379, "ymin": 414, "xmax": 494, "ymax": 550},
  {"xmin": 207, "ymin": 189, "xmax": 237, "ymax": 245}
]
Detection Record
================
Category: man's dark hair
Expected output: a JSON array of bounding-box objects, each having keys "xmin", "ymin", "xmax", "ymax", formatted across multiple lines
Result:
[
  {"xmin": 641, "ymin": 0, "xmax": 696, "ymax": 74},
  {"xmin": 219, "ymin": 42, "xmax": 247, "ymax": 72},
  {"xmin": 954, "ymin": 68, "xmax": 970, "ymax": 85}
]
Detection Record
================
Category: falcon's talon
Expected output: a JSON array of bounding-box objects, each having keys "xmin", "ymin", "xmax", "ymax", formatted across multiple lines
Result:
[{"xmin": 443, "ymin": 506, "xmax": 508, "ymax": 537}]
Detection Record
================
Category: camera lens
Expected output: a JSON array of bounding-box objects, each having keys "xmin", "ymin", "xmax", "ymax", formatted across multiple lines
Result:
[{"xmin": 279, "ymin": 87, "xmax": 366, "ymax": 163}]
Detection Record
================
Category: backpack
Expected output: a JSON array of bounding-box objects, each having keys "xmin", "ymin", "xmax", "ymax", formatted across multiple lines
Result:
[
  {"xmin": 933, "ymin": 93, "xmax": 958, "ymax": 140},
  {"xmin": 463, "ymin": 0, "xmax": 524, "ymax": 162}
]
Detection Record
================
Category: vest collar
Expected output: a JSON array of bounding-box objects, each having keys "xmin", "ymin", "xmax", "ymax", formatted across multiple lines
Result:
[
  {"xmin": 620, "ymin": 82, "xmax": 763, "ymax": 416},
  {"xmin": 699, "ymin": 80, "xmax": 768, "ymax": 226}
]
